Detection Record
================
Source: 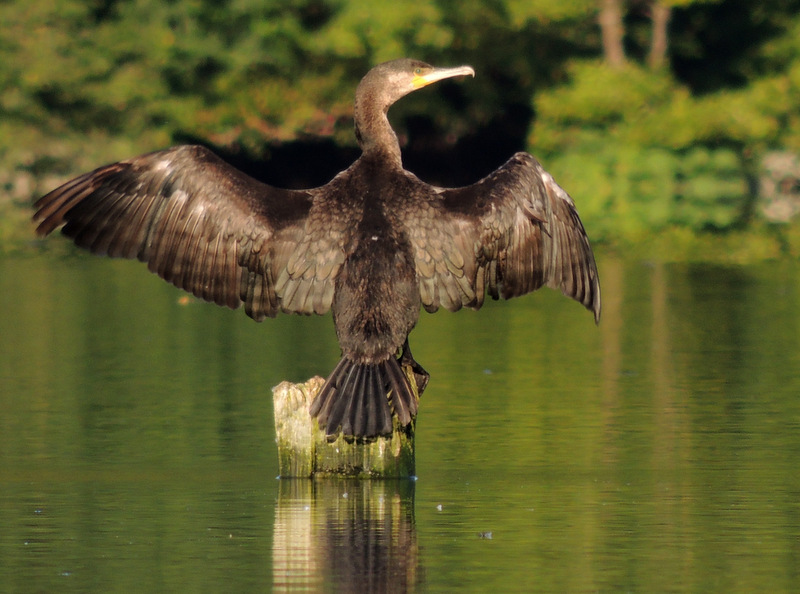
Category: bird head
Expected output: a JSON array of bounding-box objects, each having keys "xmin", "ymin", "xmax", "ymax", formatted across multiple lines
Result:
[{"xmin": 358, "ymin": 58, "xmax": 475, "ymax": 109}]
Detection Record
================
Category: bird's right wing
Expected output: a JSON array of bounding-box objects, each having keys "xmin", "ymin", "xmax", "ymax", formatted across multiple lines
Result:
[{"xmin": 33, "ymin": 145, "xmax": 344, "ymax": 320}]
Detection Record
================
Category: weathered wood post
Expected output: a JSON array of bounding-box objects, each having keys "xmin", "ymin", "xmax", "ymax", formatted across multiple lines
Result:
[{"xmin": 273, "ymin": 371, "xmax": 419, "ymax": 478}]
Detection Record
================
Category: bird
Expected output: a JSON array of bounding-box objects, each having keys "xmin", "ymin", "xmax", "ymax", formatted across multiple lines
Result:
[{"xmin": 33, "ymin": 58, "xmax": 600, "ymax": 440}]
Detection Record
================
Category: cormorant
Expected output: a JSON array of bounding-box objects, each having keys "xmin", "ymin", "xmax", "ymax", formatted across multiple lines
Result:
[{"xmin": 33, "ymin": 58, "xmax": 600, "ymax": 439}]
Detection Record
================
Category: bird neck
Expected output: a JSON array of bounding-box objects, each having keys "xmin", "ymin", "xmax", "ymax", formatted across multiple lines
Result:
[{"xmin": 354, "ymin": 93, "xmax": 403, "ymax": 167}]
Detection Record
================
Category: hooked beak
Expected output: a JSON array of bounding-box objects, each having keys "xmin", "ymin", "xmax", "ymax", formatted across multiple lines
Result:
[{"xmin": 412, "ymin": 65, "xmax": 475, "ymax": 89}]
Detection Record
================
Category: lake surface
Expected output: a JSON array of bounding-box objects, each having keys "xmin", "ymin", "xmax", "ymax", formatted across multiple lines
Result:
[{"xmin": 1, "ymin": 250, "xmax": 799, "ymax": 592}]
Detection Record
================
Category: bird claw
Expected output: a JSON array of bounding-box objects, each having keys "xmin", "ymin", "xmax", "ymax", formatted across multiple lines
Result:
[{"xmin": 399, "ymin": 340, "xmax": 430, "ymax": 395}]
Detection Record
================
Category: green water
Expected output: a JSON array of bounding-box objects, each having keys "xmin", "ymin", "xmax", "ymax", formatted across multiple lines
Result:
[{"xmin": 1, "ymin": 252, "xmax": 799, "ymax": 592}]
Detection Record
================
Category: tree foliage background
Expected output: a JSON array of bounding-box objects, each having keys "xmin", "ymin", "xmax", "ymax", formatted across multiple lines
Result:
[{"xmin": 2, "ymin": 0, "xmax": 800, "ymax": 254}]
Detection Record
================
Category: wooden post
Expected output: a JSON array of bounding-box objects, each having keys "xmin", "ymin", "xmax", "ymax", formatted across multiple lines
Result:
[{"xmin": 273, "ymin": 372, "xmax": 418, "ymax": 478}]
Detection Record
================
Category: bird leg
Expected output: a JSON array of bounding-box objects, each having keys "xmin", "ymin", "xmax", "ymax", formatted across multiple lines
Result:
[{"xmin": 398, "ymin": 339, "xmax": 429, "ymax": 396}]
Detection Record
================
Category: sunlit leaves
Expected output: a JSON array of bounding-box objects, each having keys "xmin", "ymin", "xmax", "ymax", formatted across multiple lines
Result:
[
  {"xmin": 534, "ymin": 60, "xmax": 675, "ymax": 130},
  {"xmin": 1, "ymin": 0, "xmax": 800, "ymax": 247},
  {"xmin": 504, "ymin": 0, "xmax": 596, "ymax": 27},
  {"xmin": 541, "ymin": 136, "xmax": 747, "ymax": 238},
  {"xmin": 309, "ymin": 1, "xmax": 452, "ymax": 60},
  {"xmin": 674, "ymin": 148, "xmax": 746, "ymax": 229}
]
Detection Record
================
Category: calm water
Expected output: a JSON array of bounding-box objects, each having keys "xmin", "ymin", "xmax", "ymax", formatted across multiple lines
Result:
[{"xmin": 1, "ymin": 251, "xmax": 799, "ymax": 592}]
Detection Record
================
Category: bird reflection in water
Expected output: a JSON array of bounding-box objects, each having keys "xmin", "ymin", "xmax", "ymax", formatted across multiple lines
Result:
[{"xmin": 273, "ymin": 479, "xmax": 418, "ymax": 592}]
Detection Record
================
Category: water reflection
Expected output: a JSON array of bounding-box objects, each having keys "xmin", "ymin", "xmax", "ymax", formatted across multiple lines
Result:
[
  {"xmin": 2, "ymin": 252, "xmax": 800, "ymax": 590},
  {"xmin": 273, "ymin": 480, "xmax": 418, "ymax": 592}
]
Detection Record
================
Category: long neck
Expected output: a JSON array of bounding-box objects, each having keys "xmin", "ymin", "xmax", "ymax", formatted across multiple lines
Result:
[{"xmin": 354, "ymin": 87, "xmax": 402, "ymax": 167}]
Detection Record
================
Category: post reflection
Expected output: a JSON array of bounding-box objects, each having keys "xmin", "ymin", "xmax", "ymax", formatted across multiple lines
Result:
[{"xmin": 273, "ymin": 479, "xmax": 419, "ymax": 592}]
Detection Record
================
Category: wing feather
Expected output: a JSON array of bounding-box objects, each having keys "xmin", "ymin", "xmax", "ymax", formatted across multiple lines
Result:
[
  {"xmin": 406, "ymin": 152, "xmax": 600, "ymax": 322},
  {"xmin": 33, "ymin": 144, "xmax": 344, "ymax": 320}
]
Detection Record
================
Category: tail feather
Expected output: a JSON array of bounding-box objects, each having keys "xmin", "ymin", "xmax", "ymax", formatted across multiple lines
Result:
[
  {"xmin": 327, "ymin": 362, "xmax": 360, "ymax": 435},
  {"xmin": 312, "ymin": 358, "xmax": 348, "ymax": 423},
  {"xmin": 367, "ymin": 365, "xmax": 386, "ymax": 437},
  {"xmin": 385, "ymin": 358, "xmax": 416, "ymax": 424},
  {"xmin": 310, "ymin": 356, "xmax": 418, "ymax": 438}
]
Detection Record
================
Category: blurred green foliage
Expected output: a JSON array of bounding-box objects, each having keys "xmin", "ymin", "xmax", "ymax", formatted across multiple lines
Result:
[
  {"xmin": 1, "ymin": 0, "xmax": 800, "ymax": 253},
  {"xmin": 531, "ymin": 60, "xmax": 765, "ymax": 235}
]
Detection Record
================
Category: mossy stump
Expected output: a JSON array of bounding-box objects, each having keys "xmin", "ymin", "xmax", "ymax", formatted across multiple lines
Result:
[{"xmin": 273, "ymin": 373, "xmax": 418, "ymax": 478}]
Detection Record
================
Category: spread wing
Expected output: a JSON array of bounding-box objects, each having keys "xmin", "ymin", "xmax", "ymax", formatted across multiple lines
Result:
[
  {"xmin": 33, "ymin": 144, "xmax": 345, "ymax": 320},
  {"xmin": 407, "ymin": 152, "xmax": 601, "ymax": 322}
]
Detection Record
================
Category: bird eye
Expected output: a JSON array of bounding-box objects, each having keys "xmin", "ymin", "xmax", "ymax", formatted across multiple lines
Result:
[{"xmin": 414, "ymin": 68, "xmax": 422, "ymax": 75}]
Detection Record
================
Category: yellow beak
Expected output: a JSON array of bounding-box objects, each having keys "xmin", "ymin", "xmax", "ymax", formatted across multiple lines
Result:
[{"xmin": 412, "ymin": 65, "xmax": 475, "ymax": 90}]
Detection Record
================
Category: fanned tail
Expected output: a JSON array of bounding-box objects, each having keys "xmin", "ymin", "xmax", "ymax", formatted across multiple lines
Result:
[{"xmin": 309, "ymin": 356, "xmax": 418, "ymax": 439}]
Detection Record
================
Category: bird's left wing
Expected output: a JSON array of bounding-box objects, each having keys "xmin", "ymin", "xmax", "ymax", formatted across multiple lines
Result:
[
  {"xmin": 33, "ymin": 145, "xmax": 341, "ymax": 320},
  {"xmin": 405, "ymin": 152, "xmax": 600, "ymax": 321}
]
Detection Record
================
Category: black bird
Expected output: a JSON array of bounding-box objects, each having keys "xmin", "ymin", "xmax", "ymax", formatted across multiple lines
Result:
[{"xmin": 33, "ymin": 58, "xmax": 600, "ymax": 439}]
